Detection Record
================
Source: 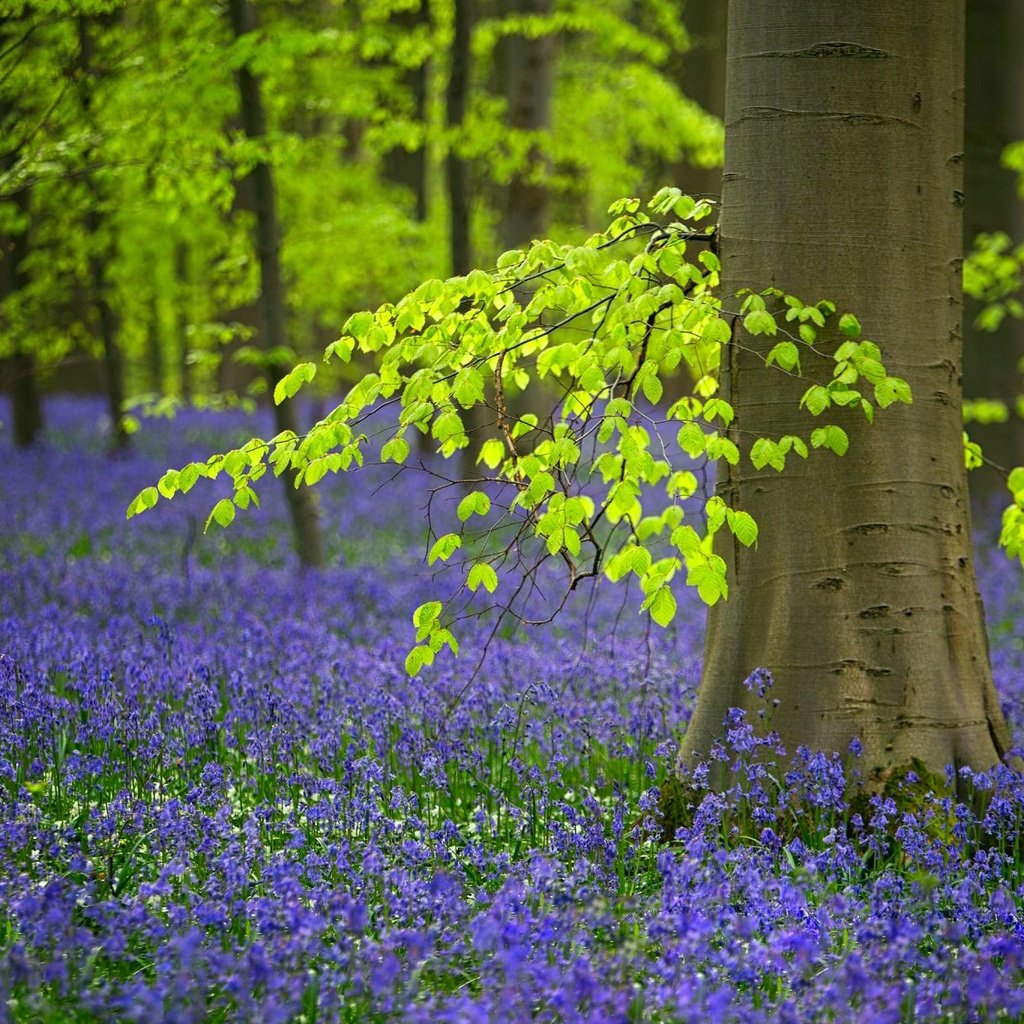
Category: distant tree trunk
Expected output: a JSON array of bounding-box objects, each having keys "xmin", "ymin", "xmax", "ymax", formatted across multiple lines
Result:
[
  {"xmin": 228, "ymin": 0, "xmax": 326, "ymax": 570},
  {"xmin": 0, "ymin": 16, "xmax": 44, "ymax": 446},
  {"xmin": 77, "ymin": 15, "xmax": 129, "ymax": 453},
  {"xmin": 176, "ymin": 244, "xmax": 192, "ymax": 402},
  {"xmin": 496, "ymin": 0, "xmax": 554, "ymax": 253},
  {"xmin": 678, "ymin": 1, "xmax": 1013, "ymax": 782},
  {"xmin": 90, "ymin": 232, "xmax": 128, "ymax": 451},
  {"xmin": 382, "ymin": 1, "xmax": 429, "ymax": 222},
  {"xmin": 0, "ymin": 163, "xmax": 43, "ymax": 447},
  {"xmin": 447, "ymin": 0, "xmax": 473, "ymax": 276},
  {"xmin": 963, "ymin": 0, "xmax": 1024, "ymax": 507},
  {"xmin": 677, "ymin": 0, "xmax": 727, "ymax": 200},
  {"xmin": 147, "ymin": 291, "xmax": 164, "ymax": 394},
  {"xmin": 445, "ymin": 0, "xmax": 486, "ymax": 473}
]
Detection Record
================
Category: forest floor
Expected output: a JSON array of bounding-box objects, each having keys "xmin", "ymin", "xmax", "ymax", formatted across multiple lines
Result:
[{"xmin": 1, "ymin": 398, "xmax": 1024, "ymax": 1022}]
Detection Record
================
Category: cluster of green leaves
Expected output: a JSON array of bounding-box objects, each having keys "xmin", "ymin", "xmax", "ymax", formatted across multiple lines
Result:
[
  {"xmin": 1002, "ymin": 467, "xmax": 1024, "ymax": 567},
  {"xmin": 964, "ymin": 231, "xmax": 1024, "ymax": 334},
  {"xmin": 960, "ymin": 136, "xmax": 1024, "ymax": 560},
  {"xmin": 131, "ymin": 188, "xmax": 914, "ymax": 672}
]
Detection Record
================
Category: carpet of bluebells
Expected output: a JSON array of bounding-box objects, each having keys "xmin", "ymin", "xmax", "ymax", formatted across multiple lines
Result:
[{"xmin": 2, "ymin": 397, "xmax": 1024, "ymax": 1023}]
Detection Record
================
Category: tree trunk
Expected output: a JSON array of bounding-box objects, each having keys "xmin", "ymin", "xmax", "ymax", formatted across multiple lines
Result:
[
  {"xmin": 382, "ymin": 1, "xmax": 429, "ymax": 223},
  {"xmin": 677, "ymin": 1, "xmax": 1014, "ymax": 782},
  {"xmin": 0, "ymin": 170, "xmax": 43, "ymax": 447},
  {"xmin": 228, "ymin": 0, "xmax": 325, "ymax": 570},
  {"xmin": 963, "ymin": 0, "xmax": 1024, "ymax": 507},
  {"xmin": 446, "ymin": 0, "xmax": 488, "ymax": 472},
  {"xmin": 77, "ymin": 15, "xmax": 130, "ymax": 454},
  {"xmin": 90, "ymin": 235, "xmax": 129, "ymax": 452},
  {"xmin": 676, "ymin": 0, "xmax": 727, "ymax": 200},
  {"xmin": 496, "ymin": 0, "xmax": 554, "ymax": 253},
  {"xmin": 447, "ymin": 0, "xmax": 473, "ymax": 277},
  {"xmin": 176, "ymin": 244, "xmax": 192, "ymax": 402}
]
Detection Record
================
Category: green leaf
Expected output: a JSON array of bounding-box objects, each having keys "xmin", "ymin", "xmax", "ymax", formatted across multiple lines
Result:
[
  {"xmin": 874, "ymin": 377, "xmax": 913, "ymax": 408},
  {"xmin": 157, "ymin": 470, "xmax": 179, "ymax": 499},
  {"xmin": 405, "ymin": 644, "xmax": 435, "ymax": 676},
  {"xmin": 273, "ymin": 362, "xmax": 317, "ymax": 405},
  {"xmin": 126, "ymin": 486, "xmax": 159, "ymax": 520},
  {"xmin": 648, "ymin": 585, "xmax": 677, "ymax": 627},
  {"xmin": 413, "ymin": 601, "xmax": 443, "ymax": 628},
  {"xmin": 467, "ymin": 562, "xmax": 498, "ymax": 593},
  {"xmin": 766, "ymin": 341, "xmax": 800, "ymax": 373},
  {"xmin": 839, "ymin": 312, "xmax": 861, "ymax": 337},
  {"xmin": 457, "ymin": 491, "xmax": 491, "ymax": 521},
  {"xmin": 703, "ymin": 318, "xmax": 732, "ymax": 345},
  {"xmin": 800, "ymin": 385, "xmax": 830, "ymax": 416},
  {"xmin": 428, "ymin": 533, "xmax": 462, "ymax": 565},
  {"xmin": 477, "ymin": 438, "xmax": 506, "ymax": 470},
  {"xmin": 964, "ymin": 433, "xmax": 984, "ymax": 470},
  {"xmin": 344, "ymin": 311, "xmax": 374, "ymax": 340},
  {"xmin": 380, "ymin": 437, "xmax": 410, "ymax": 464},
  {"xmin": 677, "ymin": 422, "xmax": 707, "ymax": 457},
  {"xmin": 750, "ymin": 438, "xmax": 785, "ymax": 472},
  {"xmin": 743, "ymin": 309, "xmax": 777, "ymax": 336},
  {"xmin": 727, "ymin": 509, "xmax": 758, "ymax": 547},
  {"xmin": 810, "ymin": 424, "xmax": 850, "ymax": 456},
  {"xmin": 642, "ymin": 372, "xmax": 663, "ymax": 405},
  {"xmin": 205, "ymin": 498, "xmax": 235, "ymax": 531}
]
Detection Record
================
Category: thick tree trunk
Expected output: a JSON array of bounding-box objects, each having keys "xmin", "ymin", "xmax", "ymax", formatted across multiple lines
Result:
[
  {"xmin": 963, "ymin": 0, "xmax": 1024, "ymax": 506},
  {"xmin": 678, "ymin": 1, "xmax": 1014, "ymax": 781},
  {"xmin": 228, "ymin": 0, "xmax": 325, "ymax": 570}
]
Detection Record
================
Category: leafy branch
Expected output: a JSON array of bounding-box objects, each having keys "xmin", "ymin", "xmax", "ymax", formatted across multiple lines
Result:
[{"xmin": 128, "ymin": 189, "xmax": 914, "ymax": 673}]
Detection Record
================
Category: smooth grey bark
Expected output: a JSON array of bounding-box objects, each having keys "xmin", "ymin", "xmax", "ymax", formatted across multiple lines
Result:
[
  {"xmin": 496, "ymin": 0, "xmax": 554, "ymax": 252},
  {"xmin": 963, "ymin": 0, "xmax": 1024, "ymax": 505},
  {"xmin": 677, "ymin": 1, "xmax": 1013, "ymax": 781},
  {"xmin": 228, "ymin": 0, "xmax": 325, "ymax": 570}
]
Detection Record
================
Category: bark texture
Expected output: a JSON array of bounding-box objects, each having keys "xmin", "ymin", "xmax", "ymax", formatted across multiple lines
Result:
[
  {"xmin": 678, "ymin": 1, "xmax": 1014, "ymax": 780},
  {"xmin": 963, "ymin": 0, "xmax": 1024, "ymax": 503},
  {"xmin": 229, "ymin": 0, "xmax": 325, "ymax": 570}
]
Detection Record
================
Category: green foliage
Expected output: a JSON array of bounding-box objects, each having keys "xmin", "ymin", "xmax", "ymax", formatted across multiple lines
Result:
[
  {"xmin": 1001, "ymin": 466, "xmax": 1024, "ymax": 566},
  {"xmin": 133, "ymin": 189, "xmax": 912, "ymax": 672},
  {"xmin": 964, "ymin": 231, "xmax": 1024, "ymax": 332},
  {"xmin": 960, "ymin": 139, "xmax": 1024, "ymax": 559}
]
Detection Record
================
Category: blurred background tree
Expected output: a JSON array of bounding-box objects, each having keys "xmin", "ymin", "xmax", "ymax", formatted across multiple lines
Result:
[{"xmin": 0, "ymin": 0, "xmax": 723, "ymax": 444}]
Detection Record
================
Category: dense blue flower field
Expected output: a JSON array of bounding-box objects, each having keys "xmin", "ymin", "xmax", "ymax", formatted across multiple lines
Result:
[{"xmin": 2, "ymin": 398, "xmax": 1024, "ymax": 1022}]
